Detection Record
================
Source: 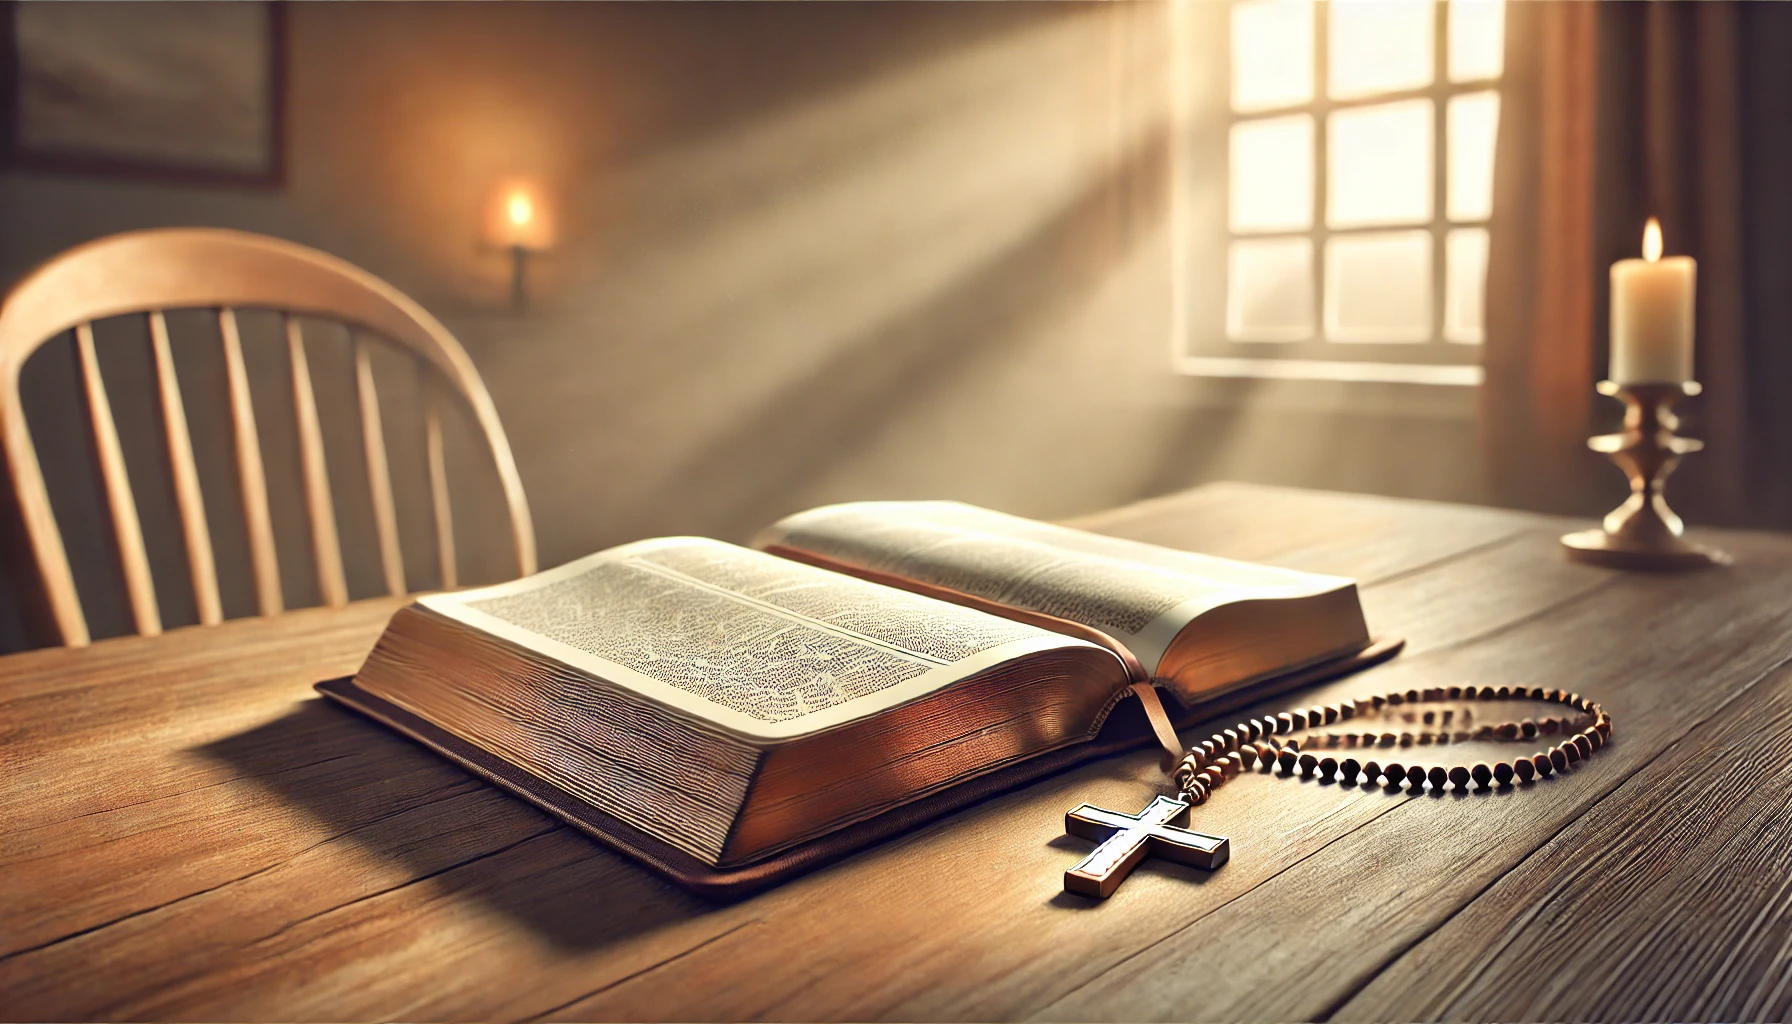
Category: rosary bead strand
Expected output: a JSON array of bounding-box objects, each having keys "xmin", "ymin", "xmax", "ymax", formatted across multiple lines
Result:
[{"xmin": 1171, "ymin": 685, "xmax": 1612, "ymax": 803}]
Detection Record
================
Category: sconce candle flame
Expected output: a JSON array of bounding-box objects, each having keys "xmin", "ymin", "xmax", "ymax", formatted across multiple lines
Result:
[
  {"xmin": 507, "ymin": 191, "xmax": 535, "ymax": 231},
  {"xmin": 1643, "ymin": 216, "xmax": 1662, "ymax": 263}
]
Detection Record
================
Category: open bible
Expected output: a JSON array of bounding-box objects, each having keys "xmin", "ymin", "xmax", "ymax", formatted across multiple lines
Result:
[{"xmin": 322, "ymin": 501, "xmax": 1387, "ymax": 896}]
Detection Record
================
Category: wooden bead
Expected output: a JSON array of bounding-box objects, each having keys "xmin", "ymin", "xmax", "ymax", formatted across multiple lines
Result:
[
  {"xmin": 1362, "ymin": 760, "xmax": 1381, "ymax": 783},
  {"xmin": 1462, "ymin": 685, "xmax": 1481, "ymax": 700},
  {"xmin": 1520, "ymin": 719, "xmax": 1538, "ymax": 739},
  {"xmin": 1573, "ymin": 733, "xmax": 1594, "ymax": 758},
  {"xmin": 1448, "ymin": 765, "xmax": 1472, "ymax": 790},
  {"xmin": 1238, "ymin": 747, "xmax": 1258, "ymax": 770},
  {"xmin": 1495, "ymin": 722, "xmax": 1519, "ymax": 740},
  {"xmin": 1284, "ymin": 738, "xmax": 1301, "ymax": 753},
  {"xmin": 1383, "ymin": 762, "xmax": 1405, "ymax": 786},
  {"xmin": 1308, "ymin": 706, "xmax": 1327, "ymax": 726},
  {"xmin": 1276, "ymin": 713, "xmax": 1295, "ymax": 734},
  {"xmin": 1447, "ymin": 685, "xmax": 1463, "ymax": 699},
  {"xmin": 1298, "ymin": 753, "xmax": 1318, "ymax": 776},
  {"xmin": 1494, "ymin": 685, "xmax": 1511, "ymax": 700},
  {"xmin": 1241, "ymin": 720, "xmax": 1259, "ymax": 741},
  {"xmin": 1386, "ymin": 691, "xmax": 1405, "ymax": 706},
  {"xmin": 1427, "ymin": 765, "xmax": 1448, "ymax": 790},
  {"xmin": 1596, "ymin": 716, "xmax": 1613, "ymax": 740},
  {"xmin": 1222, "ymin": 729, "xmax": 1241, "ymax": 750},
  {"xmin": 1380, "ymin": 732, "xmax": 1398, "ymax": 747},
  {"xmin": 1199, "ymin": 767, "xmax": 1225, "ymax": 788},
  {"xmin": 1319, "ymin": 756, "xmax": 1338, "ymax": 780},
  {"xmin": 1471, "ymin": 762, "xmax": 1493, "ymax": 789},
  {"xmin": 1417, "ymin": 733, "xmax": 1435, "ymax": 746},
  {"xmin": 1400, "ymin": 733, "xmax": 1415, "ymax": 747},
  {"xmin": 1540, "ymin": 717, "xmax": 1560, "ymax": 735},
  {"xmin": 1529, "ymin": 686, "xmax": 1548, "ymax": 700},
  {"xmin": 1371, "ymin": 695, "xmax": 1387, "ymax": 710},
  {"xmin": 1292, "ymin": 710, "xmax": 1312, "ymax": 730},
  {"xmin": 1583, "ymin": 727, "xmax": 1603, "ymax": 752},
  {"xmin": 1256, "ymin": 717, "xmax": 1278, "ymax": 738},
  {"xmin": 1185, "ymin": 780, "xmax": 1209, "ymax": 804},
  {"xmin": 1278, "ymin": 749, "xmax": 1298, "ymax": 773},
  {"xmin": 1340, "ymin": 700, "xmax": 1358, "ymax": 720},
  {"xmin": 1406, "ymin": 765, "xmax": 1426, "ymax": 788},
  {"xmin": 1493, "ymin": 761, "xmax": 1515, "ymax": 786},
  {"xmin": 1221, "ymin": 754, "xmax": 1242, "ymax": 778},
  {"xmin": 1550, "ymin": 746, "xmax": 1569, "ymax": 772},
  {"xmin": 1405, "ymin": 689, "xmax": 1421, "ymax": 703},
  {"xmin": 1532, "ymin": 752, "xmax": 1553, "ymax": 777},
  {"xmin": 1513, "ymin": 757, "xmax": 1535, "ymax": 783},
  {"xmin": 1362, "ymin": 732, "xmax": 1379, "ymax": 746},
  {"xmin": 1323, "ymin": 704, "xmax": 1341, "ymax": 725},
  {"xmin": 1341, "ymin": 757, "xmax": 1361, "ymax": 782}
]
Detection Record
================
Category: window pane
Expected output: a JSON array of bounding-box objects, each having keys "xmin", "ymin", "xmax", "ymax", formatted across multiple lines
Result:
[
  {"xmin": 1229, "ymin": 238, "xmax": 1314, "ymax": 341},
  {"xmin": 1444, "ymin": 227, "xmax": 1489, "ymax": 343},
  {"xmin": 1449, "ymin": 0, "xmax": 1505, "ymax": 82},
  {"xmin": 1231, "ymin": 115, "xmax": 1314, "ymax": 233},
  {"xmin": 1447, "ymin": 91, "xmax": 1499, "ymax": 221},
  {"xmin": 1328, "ymin": 100, "xmax": 1433, "ymax": 228},
  {"xmin": 1329, "ymin": 0, "xmax": 1434, "ymax": 100},
  {"xmin": 1325, "ymin": 230, "xmax": 1431, "ymax": 342},
  {"xmin": 1232, "ymin": 0, "xmax": 1315, "ymax": 113}
]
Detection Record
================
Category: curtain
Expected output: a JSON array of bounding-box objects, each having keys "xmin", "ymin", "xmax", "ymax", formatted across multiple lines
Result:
[{"xmin": 1482, "ymin": 0, "xmax": 1792, "ymax": 529}]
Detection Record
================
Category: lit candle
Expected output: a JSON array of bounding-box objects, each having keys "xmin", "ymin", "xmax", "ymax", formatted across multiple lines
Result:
[
  {"xmin": 505, "ymin": 191, "xmax": 535, "ymax": 242},
  {"xmin": 1609, "ymin": 218, "xmax": 1696, "ymax": 384},
  {"xmin": 483, "ymin": 179, "xmax": 553, "ymax": 251}
]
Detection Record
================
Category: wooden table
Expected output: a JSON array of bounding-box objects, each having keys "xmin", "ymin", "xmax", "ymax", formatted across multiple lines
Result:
[{"xmin": 6, "ymin": 483, "xmax": 1792, "ymax": 1022}]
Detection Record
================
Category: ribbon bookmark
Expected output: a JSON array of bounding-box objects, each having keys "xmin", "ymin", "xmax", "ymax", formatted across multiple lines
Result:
[{"xmin": 1129, "ymin": 682, "xmax": 1185, "ymax": 772}]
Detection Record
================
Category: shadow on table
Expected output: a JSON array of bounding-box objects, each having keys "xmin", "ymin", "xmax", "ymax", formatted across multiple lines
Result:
[{"xmin": 197, "ymin": 697, "xmax": 718, "ymax": 952}]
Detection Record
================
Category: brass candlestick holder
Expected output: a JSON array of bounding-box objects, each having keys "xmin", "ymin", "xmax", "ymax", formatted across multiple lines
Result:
[{"xmin": 1560, "ymin": 380, "xmax": 1730, "ymax": 570}]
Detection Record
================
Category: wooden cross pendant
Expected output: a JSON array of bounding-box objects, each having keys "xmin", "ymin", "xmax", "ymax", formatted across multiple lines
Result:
[{"xmin": 1063, "ymin": 794, "xmax": 1230, "ymax": 898}]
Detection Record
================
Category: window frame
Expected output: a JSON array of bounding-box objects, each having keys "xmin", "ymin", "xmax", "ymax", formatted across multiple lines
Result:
[{"xmin": 1172, "ymin": 0, "xmax": 1501, "ymax": 387}]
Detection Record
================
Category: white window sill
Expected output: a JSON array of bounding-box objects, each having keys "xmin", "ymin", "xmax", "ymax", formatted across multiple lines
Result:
[{"xmin": 1173, "ymin": 355, "xmax": 1483, "ymax": 387}]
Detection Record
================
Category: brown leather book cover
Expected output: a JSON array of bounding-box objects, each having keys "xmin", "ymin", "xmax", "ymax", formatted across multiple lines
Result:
[{"xmin": 316, "ymin": 635, "xmax": 1399, "ymax": 900}]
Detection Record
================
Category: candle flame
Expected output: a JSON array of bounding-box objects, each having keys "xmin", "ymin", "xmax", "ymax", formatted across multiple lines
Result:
[
  {"xmin": 1643, "ymin": 217, "xmax": 1662, "ymax": 262},
  {"xmin": 507, "ymin": 191, "xmax": 534, "ymax": 228}
]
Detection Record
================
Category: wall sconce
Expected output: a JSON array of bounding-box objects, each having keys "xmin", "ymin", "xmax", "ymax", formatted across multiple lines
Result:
[{"xmin": 483, "ymin": 179, "xmax": 554, "ymax": 311}]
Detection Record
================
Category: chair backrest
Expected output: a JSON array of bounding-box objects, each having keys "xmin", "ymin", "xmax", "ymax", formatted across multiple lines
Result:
[{"xmin": 0, "ymin": 228, "xmax": 536, "ymax": 647}]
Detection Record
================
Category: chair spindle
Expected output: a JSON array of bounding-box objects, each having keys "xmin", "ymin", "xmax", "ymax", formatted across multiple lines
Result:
[
  {"xmin": 75, "ymin": 322, "xmax": 162, "ymax": 636},
  {"xmin": 220, "ymin": 308, "xmax": 284, "ymax": 616},
  {"xmin": 285, "ymin": 315, "xmax": 348, "ymax": 608},
  {"xmin": 425, "ymin": 388, "xmax": 457, "ymax": 590},
  {"xmin": 149, "ymin": 312, "xmax": 222, "ymax": 626},
  {"xmin": 355, "ymin": 337, "xmax": 406, "ymax": 596}
]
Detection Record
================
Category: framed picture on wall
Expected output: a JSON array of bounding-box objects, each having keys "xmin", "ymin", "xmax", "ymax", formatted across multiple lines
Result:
[{"xmin": 1, "ymin": 1, "xmax": 285, "ymax": 185}]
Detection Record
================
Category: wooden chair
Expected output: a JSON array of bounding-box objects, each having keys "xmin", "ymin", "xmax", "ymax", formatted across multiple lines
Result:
[{"xmin": 0, "ymin": 228, "xmax": 536, "ymax": 647}]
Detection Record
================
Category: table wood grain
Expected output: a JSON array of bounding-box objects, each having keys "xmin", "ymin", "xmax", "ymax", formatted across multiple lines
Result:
[{"xmin": 4, "ymin": 482, "xmax": 1790, "ymax": 1022}]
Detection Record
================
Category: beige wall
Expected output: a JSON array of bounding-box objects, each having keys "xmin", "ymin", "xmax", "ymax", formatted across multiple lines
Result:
[{"xmin": 0, "ymin": 2, "xmax": 1480, "ymax": 647}]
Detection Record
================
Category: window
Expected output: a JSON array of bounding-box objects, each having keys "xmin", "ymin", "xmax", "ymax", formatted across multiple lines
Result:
[{"xmin": 1173, "ymin": 0, "xmax": 1504, "ymax": 385}]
